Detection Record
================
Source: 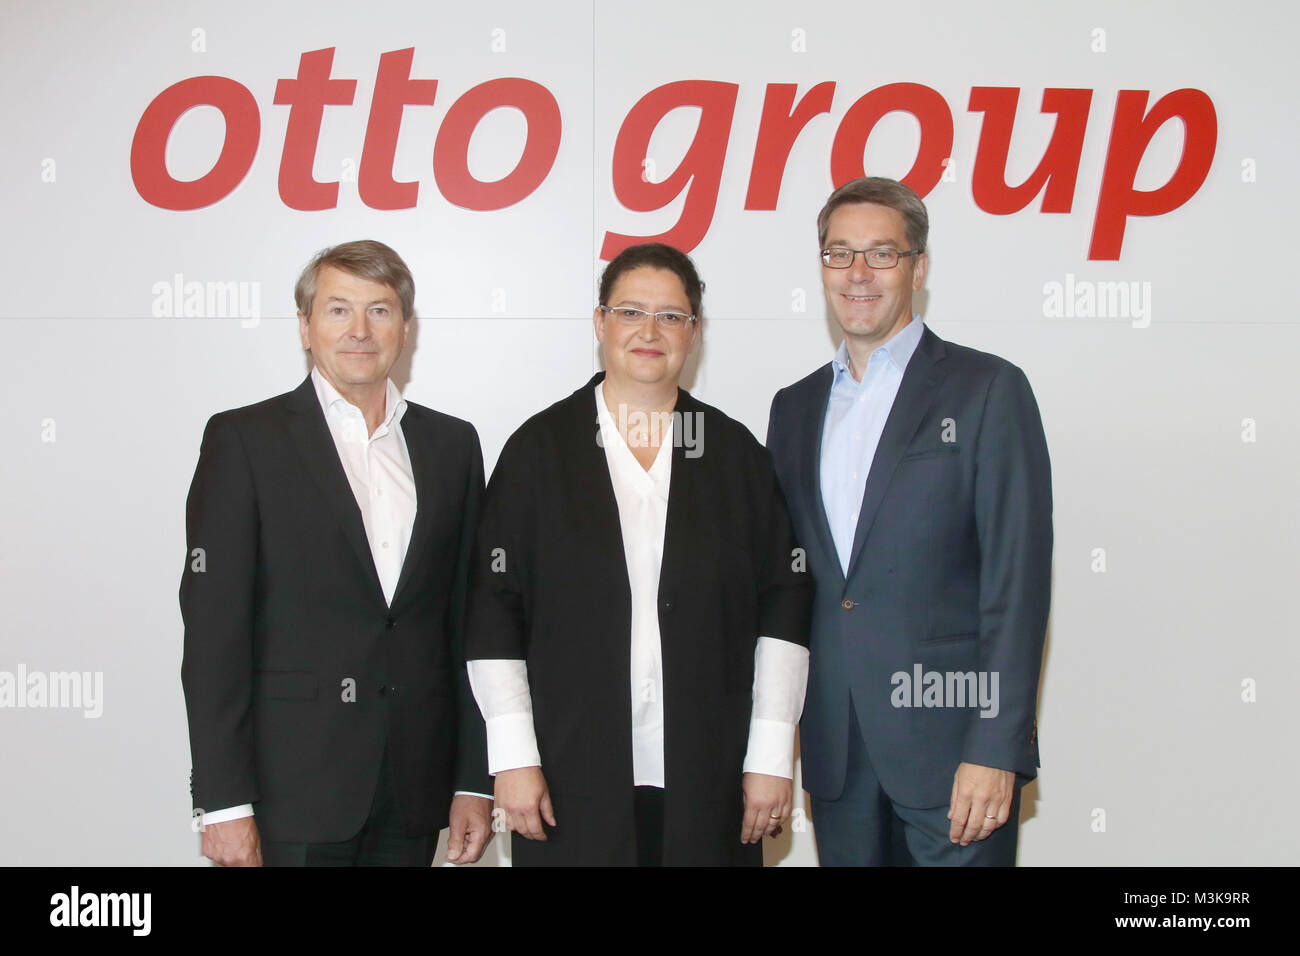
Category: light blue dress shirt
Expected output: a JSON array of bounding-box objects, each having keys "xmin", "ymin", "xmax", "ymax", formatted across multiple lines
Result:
[{"xmin": 819, "ymin": 316, "xmax": 925, "ymax": 574}]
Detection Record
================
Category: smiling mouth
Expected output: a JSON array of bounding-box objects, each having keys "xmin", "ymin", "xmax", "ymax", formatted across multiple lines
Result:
[{"xmin": 843, "ymin": 294, "xmax": 880, "ymax": 302}]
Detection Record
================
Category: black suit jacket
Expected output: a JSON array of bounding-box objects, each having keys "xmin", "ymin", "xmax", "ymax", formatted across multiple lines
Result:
[
  {"xmin": 180, "ymin": 375, "xmax": 490, "ymax": 843},
  {"xmin": 767, "ymin": 326, "xmax": 1052, "ymax": 808},
  {"xmin": 466, "ymin": 374, "xmax": 812, "ymax": 865}
]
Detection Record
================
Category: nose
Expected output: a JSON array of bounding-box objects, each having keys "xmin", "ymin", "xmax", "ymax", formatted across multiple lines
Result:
[
  {"xmin": 848, "ymin": 251, "xmax": 876, "ymax": 282},
  {"xmin": 347, "ymin": 312, "xmax": 372, "ymax": 340}
]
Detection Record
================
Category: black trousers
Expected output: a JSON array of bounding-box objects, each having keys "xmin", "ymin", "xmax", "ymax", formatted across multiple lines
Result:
[
  {"xmin": 634, "ymin": 786, "xmax": 665, "ymax": 867},
  {"xmin": 261, "ymin": 743, "xmax": 437, "ymax": 867}
]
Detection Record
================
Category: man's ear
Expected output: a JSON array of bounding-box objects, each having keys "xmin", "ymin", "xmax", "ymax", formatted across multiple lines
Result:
[
  {"xmin": 297, "ymin": 311, "xmax": 311, "ymax": 350},
  {"xmin": 912, "ymin": 251, "xmax": 929, "ymax": 291}
]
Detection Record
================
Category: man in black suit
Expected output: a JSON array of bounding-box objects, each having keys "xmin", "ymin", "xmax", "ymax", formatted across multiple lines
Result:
[
  {"xmin": 766, "ymin": 178, "xmax": 1052, "ymax": 865},
  {"xmin": 180, "ymin": 240, "xmax": 493, "ymax": 866}
]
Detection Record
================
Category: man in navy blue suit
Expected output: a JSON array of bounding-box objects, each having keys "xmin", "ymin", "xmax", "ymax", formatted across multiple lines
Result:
[{"xmin": 767, "ymin": 178, "xmax": 1052, "ymax": 865}]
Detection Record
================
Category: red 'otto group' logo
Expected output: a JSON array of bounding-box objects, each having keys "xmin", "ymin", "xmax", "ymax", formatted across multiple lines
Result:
[{"xmin": 130, "ymin": 47, "xmax": 1218, "ymax": 260}]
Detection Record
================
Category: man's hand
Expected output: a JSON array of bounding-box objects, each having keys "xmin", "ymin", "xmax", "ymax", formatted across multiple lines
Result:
[
  {"xmin": 445, "ymin": 794, "xmax": 494, "ymax": 864},
  {"xmin": 493, "ymin": 766, "xmax": 555, "ymax": 841},
  {"xmin": 741, "ymin": 772, "xmax": 792, "ymax": 844},
  {"xmin": 947, "ymin": 762, "xmax": 1015, "ymax": 845},
  {"xmin": 201, "ymin": 816, "xmax": 262, "ymax": 866}
]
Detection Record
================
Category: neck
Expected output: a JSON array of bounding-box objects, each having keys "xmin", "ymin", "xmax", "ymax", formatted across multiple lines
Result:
[
  {"xmin": 600, "ymin": 376, "xmax": 678, "ymax": 452},
  {"xmin": 844, "ymin": 316, "xmax": 913, "ymax": 382},
  {"xmin": 321, "ymin": 370, "xmax": 388, "ymax": 435},
  {"xmin": 600, "ymin": 376, "xmax": 678, "ymax": 418}
]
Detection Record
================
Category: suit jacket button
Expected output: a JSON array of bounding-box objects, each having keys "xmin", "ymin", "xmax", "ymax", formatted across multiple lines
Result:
[
  {"xmin": 378, "ymin": 684, "xmax": 388, "ymax": 696},
  {"xmin": 662, "ymin": 599, "xmax": 674, "ymax": 611},
  {"xmin": 841, "ymin": 598, "xmax": 855, "ymax": 610},
  {"xmin": 385, "ymin": 616, "xmax": 396, "ymax": 629}
]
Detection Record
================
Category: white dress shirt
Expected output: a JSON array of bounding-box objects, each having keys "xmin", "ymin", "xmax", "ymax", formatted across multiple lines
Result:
[
  {"xmin": 201, "ymin": 367, "xmax": 432, "ymax": 827},
  {"xmin": 468, "ymin": 382, "xmax": 809, "ymax": 786}
]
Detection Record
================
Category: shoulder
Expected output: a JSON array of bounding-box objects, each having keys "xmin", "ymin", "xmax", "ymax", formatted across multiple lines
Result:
[
  {"xmin": 925, "ymin": 329, "xmax": 1034, "ymax": 395},
  {"xmin": 773, "ymin": 363, "xmax": 833, "ymax": 406},
  {"xmin": 491, "ymin": 384, "xmax": 593, "ymax": 470},
  {"xmin": 679, "ymin": 391, "xmax": 770, "ymax": 467},
  {"xmin": 200, "ymin": 383, "xmax": 302, "ymax": 435},
  {"xmin": 402, "ymin": 399, "xmax": 480, "ymax": 447},
  {"xmin": 938, "ymin": 337, "xmax": 1021, "ymax": 378}
]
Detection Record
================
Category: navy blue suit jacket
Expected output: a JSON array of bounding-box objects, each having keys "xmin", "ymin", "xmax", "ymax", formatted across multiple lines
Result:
[{"xmin": 767, "ymin": 325, "xmax": 1052, "ymax": 808}]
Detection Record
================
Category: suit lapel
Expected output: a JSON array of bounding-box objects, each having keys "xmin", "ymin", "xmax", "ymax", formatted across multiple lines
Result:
[
  {"xmin": 799, "ymin": 366, "xmax": 842, "ymax": 583},
  {"xmin": 844, "ymin": 327, "xmax": 949, "ymax": 581},
  {"xmin": 659, "ymin": 387, "xmax": 699, "ymax": 604},
  {"xmin": 573, "ymin": 372, "xmax": 633, "ymax": 602},
  {"xmin": 284, "ymin": 376, "xmax": 385, "ymax": 602},
  {"xmin": 390, "ymin": 405, "xmax": 437, "ymax": 610}
]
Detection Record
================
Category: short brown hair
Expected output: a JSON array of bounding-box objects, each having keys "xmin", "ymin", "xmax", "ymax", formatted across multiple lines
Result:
[
  {"xmin": 817, "ymin": 177, "xmax": 929, "ymax": 254},
  {"xmin": 599, "ymin": 243, "xmax": 704, "ymax": 320},
  {"xmin": 295, "ymin": 240, "xmax": 415, "ymax": 321}
]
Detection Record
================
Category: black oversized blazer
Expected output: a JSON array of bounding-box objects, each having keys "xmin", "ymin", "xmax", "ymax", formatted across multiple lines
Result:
[
  {"xmin": 180, "ymin": 375, "xmax": 491, "ymax": 843},
  {"xmin": 466, "ymin": 373, "xmax": 812, "ymax": 866}
]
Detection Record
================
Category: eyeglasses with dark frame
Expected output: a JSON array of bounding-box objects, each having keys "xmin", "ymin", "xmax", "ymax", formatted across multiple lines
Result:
[
  {"xmin": 598, "ymin": 305, "xmax": 697, "ymax": 329},
  {"xmin": 820, "ymin": 246, "xmax": 921, "ymax": 269}
]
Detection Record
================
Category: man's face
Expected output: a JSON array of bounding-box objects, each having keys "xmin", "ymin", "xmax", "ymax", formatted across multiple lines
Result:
[
  {"xmin": 298, "ymin": 265, "xmax": 407, "ymax": 392},
  {"xmin": 822, "ymin": 202, "xmax": 928, "ymax": 350},
  {"xmin": 594, "ymin": 265, "xmax": 698, "ymax": 391}
]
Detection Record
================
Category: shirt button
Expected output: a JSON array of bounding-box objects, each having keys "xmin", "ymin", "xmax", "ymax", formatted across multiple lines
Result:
[
  {"xmin": 853, "ymin": 433, "xmax": 861, "ymax": 441},
  {"xmin": 375, "ymin": 487, "xmax": 383, "ymax": 497},
  {"xmin": 850, "ymin": 472, "xmax": 857, "ymax": 480},
  {"xmin": 841, "ymin": 598, "xmax": 855, "ymax": 611},
  {"xmin": 381, "ymin": 541, "xmax": 389, "ymax": 549}
]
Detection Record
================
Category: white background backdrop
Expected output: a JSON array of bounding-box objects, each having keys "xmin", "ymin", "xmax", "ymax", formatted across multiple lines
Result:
[{"xmin": 1, "ymin": 0, "xmax": 1296, "ymax": 865}]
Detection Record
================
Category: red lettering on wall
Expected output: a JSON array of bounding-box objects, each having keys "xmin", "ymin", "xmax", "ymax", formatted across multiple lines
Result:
[
  {"xmin": 968, "ymin": 87, "xmax": 1092, "ymax": 214},
  {"xmin": 1090, "ymin": 89, "xmax": 1217, "ymax": 260},
  {"xmin": 433, "ymin": 78, "xmax": 561, "ymax": 211},
  {"xmin": 360, "ymin": 48, "xmax": 437, "ymax": 210},
  {"xmin": 601, "ymin": 80, "xmax": 739, "ymax": 259},
  {"xmin": 129, "ymin": 53, "xmax": 1222, "ymax": 262},
  {"xmin": 744, "ymin": 82, "xmax": 836, "ymax": 210},
  {"xmin": 130, "ymin": 77, "xmax": 260, "ymax": 211},
  {"xmin": 273, "ymin": 48, "xmax": 357, "ymax": 211},
  {"xmin": 830, "ymin": 83, "xmax": 953, "ymax": 197}
]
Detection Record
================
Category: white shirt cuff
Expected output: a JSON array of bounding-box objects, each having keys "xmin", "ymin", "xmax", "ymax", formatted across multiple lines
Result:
[
  {"xmin": 743, "ymin": 718, "xmax": 798, "ymax": 778},
  {"xmin": 200, "ymin": 804, "xmax": 254, "ymax": 827},
  {"xmin": 484, "ymin": 711, "xmax": 542, "ymax": 775},
  {"xmin": 742, "ymin": 636, "xmax": 810, "ymax": 778},
  {"xmin": 468, "ymin": 659, "xmax": 542, "ymax": 775},
  {"xmin": 453, "ymin": 791, "xmax": 494, "ymax": 800}
]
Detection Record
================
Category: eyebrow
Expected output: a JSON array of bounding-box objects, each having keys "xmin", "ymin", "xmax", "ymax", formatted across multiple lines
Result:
[
  {"xmin": 611, "ymin": 299, "xmax": 689, "ymax": 311},
  {"xmin": 824, "ymin": 238, "xmax": 902, "ymax": 248},
  {"xmin": 324, "ymin": 295, "xmax": 396, "ymax": 307}
]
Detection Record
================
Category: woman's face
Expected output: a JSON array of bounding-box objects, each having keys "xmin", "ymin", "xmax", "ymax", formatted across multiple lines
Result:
[{"xmin": 594, "ymin": 266, "xmax": 698, "ymax": 394}]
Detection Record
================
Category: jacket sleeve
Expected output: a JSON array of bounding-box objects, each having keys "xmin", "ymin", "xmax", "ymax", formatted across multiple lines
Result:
[
  {"xmin": 463, "ymin": 430, "xmax": 534, "ymax": 662},
  {"xmin": 753, "ymin": 432, "xmax": 813, "ymax": 649},
  {"xmin": 179, "ymin": 413, "xmax": 260, "ymax": 813},
  {"xmin": 962, "ymin": 363, "xmax": 1053, "ymax": 774},
  {"xmin": 451, "ymin": 424, "xmax": 493, "ymax": 794}
]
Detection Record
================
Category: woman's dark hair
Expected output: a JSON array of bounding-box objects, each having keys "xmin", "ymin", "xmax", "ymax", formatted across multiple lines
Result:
[{"xmin": 598, "ymin": 243, "xmax": 704, "ymax": 318}]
